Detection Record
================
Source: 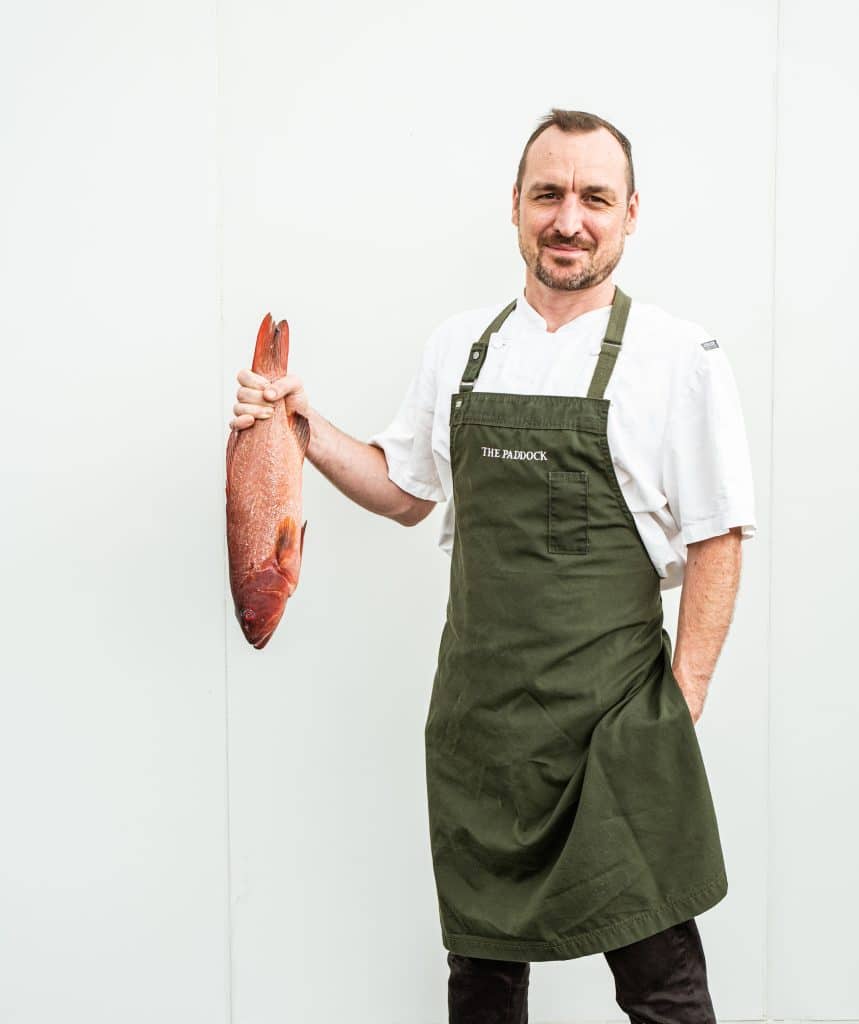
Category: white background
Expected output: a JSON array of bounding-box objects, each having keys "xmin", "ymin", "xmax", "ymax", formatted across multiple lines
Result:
[{"xmin": 1, "ymin": 0, "xmax": 855, "ymax": 1021}]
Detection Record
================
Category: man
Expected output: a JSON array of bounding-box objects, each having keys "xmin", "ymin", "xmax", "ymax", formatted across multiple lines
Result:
[{"xmin": 229, "ymin": 109, "xmax": 756, "ymax": 1024}]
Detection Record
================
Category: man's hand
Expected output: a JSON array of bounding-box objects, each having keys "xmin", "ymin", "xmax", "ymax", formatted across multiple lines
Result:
[
  {"xmin": 230, "ymin": 370, "xmax": 311, "ymax": 430},
  {"xmin": 230, "ymin": 368, "xmax": 310, "ymax": 431},
  {"xmin": 673, "ymin": 527, "xmax": 744, "ymax": 724},
  {"xmin": 675, "ymin": 683, "xmax": 707, "ymax": 726}
]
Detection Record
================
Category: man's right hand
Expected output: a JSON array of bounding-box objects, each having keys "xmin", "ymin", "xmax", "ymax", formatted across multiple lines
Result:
[{"xmin": 230, "ymin": 369, "xmax": 310, "ymax": 431}]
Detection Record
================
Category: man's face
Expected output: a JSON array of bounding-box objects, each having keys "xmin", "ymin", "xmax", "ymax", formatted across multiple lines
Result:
[{"xmin": 512, "ymin": 126, "xmax": 638, "ymax": 292}]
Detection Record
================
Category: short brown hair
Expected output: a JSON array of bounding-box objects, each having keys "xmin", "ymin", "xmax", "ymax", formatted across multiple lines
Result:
[{"xmin": 515, "ymin": 109, "xmax": 635, "ymax": 201}]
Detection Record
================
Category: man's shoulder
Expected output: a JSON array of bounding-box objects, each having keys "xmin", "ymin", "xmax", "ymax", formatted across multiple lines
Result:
[
  {"xmin": 424, "ymin": 299, "xmax": 516, "ymax": 364},
  {"xmin": 624, "ymin": 299, "xmax": 732, "ymax": 394},
  {"xmin": 627, "ymin": 298, "xmax": 715, "ymax": 353},
  {"xmin": 432, "ymin": 299, "xmax": 514, "ymax": 340}
]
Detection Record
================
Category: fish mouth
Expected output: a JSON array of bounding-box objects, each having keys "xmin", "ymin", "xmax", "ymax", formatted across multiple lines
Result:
[
  {"xmin": 241, "ymin": 620, "xmax": 274, "ymax": 650},
  {"xmin": 253, "ymin": 631, "xmax": 273, "ymax": 650}
]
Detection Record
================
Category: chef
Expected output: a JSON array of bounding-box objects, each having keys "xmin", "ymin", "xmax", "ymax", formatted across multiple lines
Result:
[{"xmin": 230, "ymin": 108, "xmax": 757, "ymax": 1024}]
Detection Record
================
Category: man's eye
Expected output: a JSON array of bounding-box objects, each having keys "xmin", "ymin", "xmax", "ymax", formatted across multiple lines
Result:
[
  {"xmin": 538, "ymin": 193, "xmax": 559, "ymax": 200},
  {"xmin": 586, "ymin": 195, "xmax": 607, "ymax": 204}
]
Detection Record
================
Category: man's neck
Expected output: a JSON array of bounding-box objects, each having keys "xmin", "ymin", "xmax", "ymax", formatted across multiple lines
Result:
[{"xmin": 523, "ymin": 274, "xmax": 615, "ymax": 334}]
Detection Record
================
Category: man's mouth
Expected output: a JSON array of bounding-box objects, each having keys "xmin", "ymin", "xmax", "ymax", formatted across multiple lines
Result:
[{"xmin": 544, "ymin": 241, "xmax": 590, "ymax": 254}]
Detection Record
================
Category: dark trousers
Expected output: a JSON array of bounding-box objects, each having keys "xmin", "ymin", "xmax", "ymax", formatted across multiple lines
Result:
[{"xmin": 447, "ymin": 918, "xmax": 716, "ymax": 1024}]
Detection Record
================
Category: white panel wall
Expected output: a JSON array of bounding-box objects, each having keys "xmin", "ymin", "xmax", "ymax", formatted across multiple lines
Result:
[
  {"xmin": 1, "ymin": 0, "xmax": 855, "ymax": 1021},
  {"xmin": 769, "ymin": 0, "xmax": 859, "ymax": 1018},
  {"xmin": 0, "ymin": 2, "xmax": 227, "ymax": 1023}
]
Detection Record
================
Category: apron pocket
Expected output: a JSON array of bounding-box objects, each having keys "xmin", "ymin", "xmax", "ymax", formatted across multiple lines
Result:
[{"xmin": 548, "ymin": 470, "xmax": 589, "ymax": 554}]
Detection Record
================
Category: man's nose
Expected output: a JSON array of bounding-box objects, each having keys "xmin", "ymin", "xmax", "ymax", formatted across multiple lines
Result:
[{"xmin": 552, "ymin": 195, "xmax": 584, "ymax": 238}]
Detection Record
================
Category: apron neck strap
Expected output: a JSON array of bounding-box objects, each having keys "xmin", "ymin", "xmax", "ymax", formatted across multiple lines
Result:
[
  {"xmin": 457, "ymin": 285, "xmax": 632, "ymax": 398},
  {"xmin": 458, "ymin": 299, "xmax": 518, "ymax": 393},
  {"xmin": 586, "ymin": 286, "xmax": 631, "ymax": 400}
]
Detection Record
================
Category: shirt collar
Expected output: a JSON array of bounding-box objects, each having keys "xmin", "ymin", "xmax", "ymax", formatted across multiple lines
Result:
[{"xmin": 510, "ymin": 287, "xmax": 614, "ymax": 346}]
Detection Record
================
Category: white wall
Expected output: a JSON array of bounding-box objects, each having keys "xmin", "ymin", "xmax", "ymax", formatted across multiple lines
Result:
[
  {"xmin": 0, "ymin": 2, "xmax": 228, "ymax": 1023},
  {"xmin": 769, "ymin": 0, "xmax": 859, "ymax": 1017},
  {"xmin": 0, "ymin": 0, "xmax": 855, "ymax": 1021}
]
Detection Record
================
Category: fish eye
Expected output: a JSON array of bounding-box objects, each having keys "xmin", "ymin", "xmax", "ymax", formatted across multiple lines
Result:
[{"xmin": 242, "ymin": 608, "xmax": 257, "ymax": 622}]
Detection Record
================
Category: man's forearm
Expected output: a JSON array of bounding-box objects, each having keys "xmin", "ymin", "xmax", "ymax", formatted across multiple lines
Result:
[
  {"xmin": 672, "ymin": 527, "xmax": 743, "ymax": 722},
  {"xmin": 305, "ymin": 408, "xmax": 434, "ymax": 526}
]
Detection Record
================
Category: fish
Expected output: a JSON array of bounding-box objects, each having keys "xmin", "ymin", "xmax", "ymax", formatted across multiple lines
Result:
[{"xmin": 225, "ymin": 313, "xmax": 309, "ymax": 649}]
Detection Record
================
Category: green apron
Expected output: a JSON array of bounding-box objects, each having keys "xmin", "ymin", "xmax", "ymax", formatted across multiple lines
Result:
[{"xmin": 424, "ymin": 286, "xmax": 727, "ymax": 962}]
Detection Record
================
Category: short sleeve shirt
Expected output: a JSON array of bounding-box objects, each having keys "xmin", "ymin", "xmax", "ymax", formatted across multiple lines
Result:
[{"xmin": 367, "ymin": 289, "xmax": 757, "ymax": 590}]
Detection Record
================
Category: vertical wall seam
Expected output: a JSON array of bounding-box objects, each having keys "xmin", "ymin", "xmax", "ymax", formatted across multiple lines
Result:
[
  {"xmin": 766, "ymin": 0, "xmax": 783, "ymax": 1018},
  {"xmin": 215, "ymin": 0, "xmax": 233, "ymax": 1019}
]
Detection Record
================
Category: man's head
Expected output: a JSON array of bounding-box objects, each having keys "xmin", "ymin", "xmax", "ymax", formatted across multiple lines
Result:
[{"xmin": 512, "ymin": 109, "xmax": 639, "ymax": 293}]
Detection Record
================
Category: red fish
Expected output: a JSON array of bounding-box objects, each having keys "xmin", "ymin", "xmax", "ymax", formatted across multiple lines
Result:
[{"xmin": 226, "ymin": 313, "xmax": 309, "ymax": 649}]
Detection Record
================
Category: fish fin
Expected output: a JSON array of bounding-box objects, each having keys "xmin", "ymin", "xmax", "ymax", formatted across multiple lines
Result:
[
  {"xmin": 275, "ymin": 515, "xmax": 301, "ymax": 570},
  {"xmin": 300, "ymin": 520, "xmax": 307, "ymax": 556},
  {"xmin": 251, "ymin": 312, "xmax": 290, "ymax": 379},
  {"xmin": 290, "ymin": 412, "xmax": 310, "ymax": 455},
  {"xmin": 225, "ymin": 427, "xmax": 239, "ymax": 498}
]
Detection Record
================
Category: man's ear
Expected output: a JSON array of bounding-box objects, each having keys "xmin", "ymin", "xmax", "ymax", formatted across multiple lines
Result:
[
  {"xmin": 511, "ymin": 185, "xmax": 520, "ymax": 227},
  {"xmin": 624, "ymin": 190, "xmax": 640, "ymax": 236}
]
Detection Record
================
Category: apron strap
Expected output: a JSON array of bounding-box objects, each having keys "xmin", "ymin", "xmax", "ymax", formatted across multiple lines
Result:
[
  {"xmin": 586, "ymin": 286, "xmax": 631, "ymax": 400},
  {"xmin": 458, "ymin": 299, "xmax": 518, "ymax": 393},
  {"xmin": 458, "ymin": 286, "xmax": 632, "ymax": 398}
]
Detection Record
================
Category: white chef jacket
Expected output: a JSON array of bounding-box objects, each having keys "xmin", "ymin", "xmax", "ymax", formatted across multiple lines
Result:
[{"xmin": 368, "ymin": 287, "xmax": 757, "ymax": 590}]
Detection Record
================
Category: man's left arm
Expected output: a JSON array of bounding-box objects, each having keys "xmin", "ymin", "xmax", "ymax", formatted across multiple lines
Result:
[{"xmin": 672, "ymin": 526, "xmax": 744, "ymax": 724}]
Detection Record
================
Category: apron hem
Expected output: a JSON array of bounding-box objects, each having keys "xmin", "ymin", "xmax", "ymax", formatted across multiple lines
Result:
[{"xmin": 440, "ymin": 870, "xmax": 727, "ymax": 963}]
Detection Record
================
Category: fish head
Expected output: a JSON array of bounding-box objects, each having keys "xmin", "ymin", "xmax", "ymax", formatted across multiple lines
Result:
[
  {"xmin": 230, "ymin": 518, "xmax": 306, "ymax": 650},
  {"xmin": 233, "ymin": 567, "xmax": 290, "ymax": 650}
]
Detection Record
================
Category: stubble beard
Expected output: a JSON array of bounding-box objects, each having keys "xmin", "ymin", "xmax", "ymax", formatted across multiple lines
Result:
[{"xmin": 518, "ymin": 227, "xmax": 626, "ymax": 292}]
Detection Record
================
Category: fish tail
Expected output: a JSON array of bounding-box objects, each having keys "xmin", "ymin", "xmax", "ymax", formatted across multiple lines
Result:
[{"xmin": 251, "ymin": 313, "xmax": 290, "ymax": 379}]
